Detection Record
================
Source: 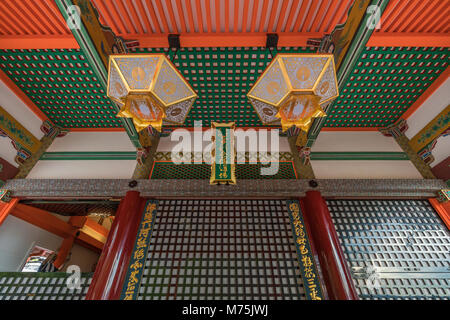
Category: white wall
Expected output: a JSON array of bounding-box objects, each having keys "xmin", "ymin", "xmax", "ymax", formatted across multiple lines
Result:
[
  {"xmin": 0, "ymin": 215, "xmax": 99, "ymax": 272},
  {"xmin": 405, "ymin": 78, "xmax": 450, "ymax": 139},
  {"xmin": 47, "ymin": 132, "xmax": 135, "ymax": 152},
  {"xmin": 28, "ymin": 132, "xmax": 137, "ymax": 179},
  {"xmin": 63, "ymin": 244, "xmax": 100, "ymax": 273},
  {"xmin": 0, "ymin": 138, "xmax": 18, "ymax": 168},
  {"xmin": 309, "ymin": 131, "xmax": 420, "ymax": 178},
  {"xmin": 311, "ymin": 160, "xmax": 422, "ymax": 179},
  {"xmin": 0, "ymin": 215, "xmax": 61, "ymax": 271},
  {"xmin": 27, "ymin": 160, "xmax": 137, "ymax": 179},
  {"xmin": 431, "ymin": 135, "xmax": 450, "ymax": 167},
  {"xmin": 312, "ymin": 131, "xmax": 402, "ymax": 152}
]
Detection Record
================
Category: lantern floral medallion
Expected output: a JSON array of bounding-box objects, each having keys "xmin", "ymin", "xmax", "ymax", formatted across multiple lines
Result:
[
  {"xmin": 107, "ymin": 54, "xmax": 197, "ymax": 132},
  {"xmin": 247, "ymin": 53, "xmax": 339, "ymax": 132}
]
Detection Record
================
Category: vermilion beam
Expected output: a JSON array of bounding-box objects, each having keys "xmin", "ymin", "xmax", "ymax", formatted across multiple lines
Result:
[
  {"xmin": 125, "ymin": 0, "xmax": 144, "ymax": 35},
  {"xmin": 284, "ymin": 0, "xmax": 299, "ymax": 32},
  {"xmin": 12, "ymin": 203, "xmax": 74, "ymax": 238},
  {"xmin": 242, "ymin": 0, "xmax": 251, "ymax": 33},
  {"xmin": 310, "ymin": 0, "xmax": 330, "ymax": 33},
  {"xmin": 0, "ymin": 198, "xmax": 19, "ymax": 227},
  {"xmin": 11, "ymin": 203, "xmax": 105, "ymax": 252},
  {"xmin": 54, "ymin": 236, "xmax": 75, "ymax": 269},
  {"xmin": 154, "ymin": 0, "xmax": 170, "ymax": 34},
  {"xmin": 258, "ymin": 0, "xmax": 269, "ymax": 32},
  {"xmin": 130, "ymin": 32, "xmax": 324, "ymax": 48},
  {"xmin": 293, "ymin": 0, "xmax": 309, "ymax": 32},
  {"xmin": 140, "ymin": 0, "xmax": 161, "ymax": 34},
  {"xmin": 195, "ymin": 0, "xmax": 204, "ymax": 33},
  {"xmin": 165, "ymin": 0, "xmax": 180, "ymax": 33},
  {"xmin": 85, "ymin": 217, "xmax": 109, "ymax": 238},
  {"xmin": 267, "ymin": 0, "xmax": 279, "ymax": 33},
  {"xmin": 429, "ymin": 198, "xmax": 450, "ymax": 231},
  {"xmin": 185, "ymin": 0, "xmax": 196, "ymax": 33},
  {"xmin": 224, "ymin": 0, "xmax": 230, "ymax": 32},
  {"xmin": 175, "ymin": 0, "xmax": 188, "ymax": 34},
  {"xmin": 301, "ymin": 0, "xmax": 319, "ymax": 32}
]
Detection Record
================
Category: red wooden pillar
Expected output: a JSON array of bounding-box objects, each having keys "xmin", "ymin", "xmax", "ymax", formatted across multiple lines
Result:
[
  {"xmin": 86, "ymin": 191, "xmax": 146, "ymax": 300},
  {"xmin": 301, "ymin": 190, "xmax": 359, "ymax": 300}
]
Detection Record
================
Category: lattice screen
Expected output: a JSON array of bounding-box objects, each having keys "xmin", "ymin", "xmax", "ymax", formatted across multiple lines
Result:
[
  {"xmin": 138, "ymin": 199, "xmax": 306, "ymax": 300},
  {"xmin": 328, "ymin": 199, "xmax": 450, "ymax": 300},
  {"xmin": 0, "ymin": 272, "xmax": 92, "ymax": 300},
  {"xmin": 150, "ymin": 162, "xmax": 296, "ymax": 179}
]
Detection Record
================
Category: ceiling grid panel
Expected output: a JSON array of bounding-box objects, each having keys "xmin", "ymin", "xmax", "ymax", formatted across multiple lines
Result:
[{"xmin": 258, "ymin": 0, "xmax": 270, "ymax": 33}]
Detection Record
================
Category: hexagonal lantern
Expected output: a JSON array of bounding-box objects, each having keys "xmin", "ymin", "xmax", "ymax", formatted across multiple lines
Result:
[
  {"xmin": 107, "ymin": 54, "xmax": 197, "ymax": 132},
  {"xmin": 247, "ymin": 53, "xmax": 338, "ymax": 132}
]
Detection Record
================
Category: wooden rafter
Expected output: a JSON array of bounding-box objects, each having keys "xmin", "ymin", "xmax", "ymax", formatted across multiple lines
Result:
[{"xmin": 11, "ymin": 203, "xmax": 107, "ymax": 253}]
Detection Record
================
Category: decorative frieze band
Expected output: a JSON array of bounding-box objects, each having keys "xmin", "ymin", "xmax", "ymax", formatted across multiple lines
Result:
[{"xmin": 3, "ymin": 179, "xmax": 447, "ymax": 199}]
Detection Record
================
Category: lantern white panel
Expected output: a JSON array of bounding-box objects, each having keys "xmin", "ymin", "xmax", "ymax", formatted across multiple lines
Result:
[
  {"xmin": 114, "ymin": 56, "xmax": 160, "ymax": 90},
  {"xmin": 281, "ymin": 56, "xmax": 329, "ymax": 90},
  {"xmin": 152, "ymin": 59, "xmax": 195, "ymax": 106},
  {"xmin": 107, "ymin": 62, "xmax": 128, "ymax": 105},
  {"xmin": 248, "ymin": 98, "xmax": 281, "ymax": 124},
  {"xmin": 248, "ymin": 59, "xmax": 289, "ymax": 106}
]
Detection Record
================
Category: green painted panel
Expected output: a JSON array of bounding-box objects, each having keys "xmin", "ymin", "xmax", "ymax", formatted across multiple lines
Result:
[
  {"xmin": 310, "ymin": 152, "xmax": 409, "ymax": 161},
  {"xmin": 40, "ymin": 151, "xmax": 137, "ymax": 160}
]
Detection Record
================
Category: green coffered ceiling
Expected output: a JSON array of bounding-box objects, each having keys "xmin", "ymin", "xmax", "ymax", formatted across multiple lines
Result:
[
  {"xmin": 326, "ymin": 46, "xmax": 449, "ymax": 128},
  {"xmin": 0, "ymin": 46, "xmax": 448, "ymax": 129}
]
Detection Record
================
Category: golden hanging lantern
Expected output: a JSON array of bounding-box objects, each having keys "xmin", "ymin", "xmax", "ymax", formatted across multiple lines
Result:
[
  {"xmin": 247, "ymin": 53, "xmax": 338, "ymax": 132},
  {"xmin": 107, "ymin": 54, "xmax": 197, "ymax": 132}
]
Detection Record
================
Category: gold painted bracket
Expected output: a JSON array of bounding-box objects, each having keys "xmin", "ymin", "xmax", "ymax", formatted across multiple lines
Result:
[{"xmin": 0, "ymin": 105, "xmax": 41, "ymax": 154}]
